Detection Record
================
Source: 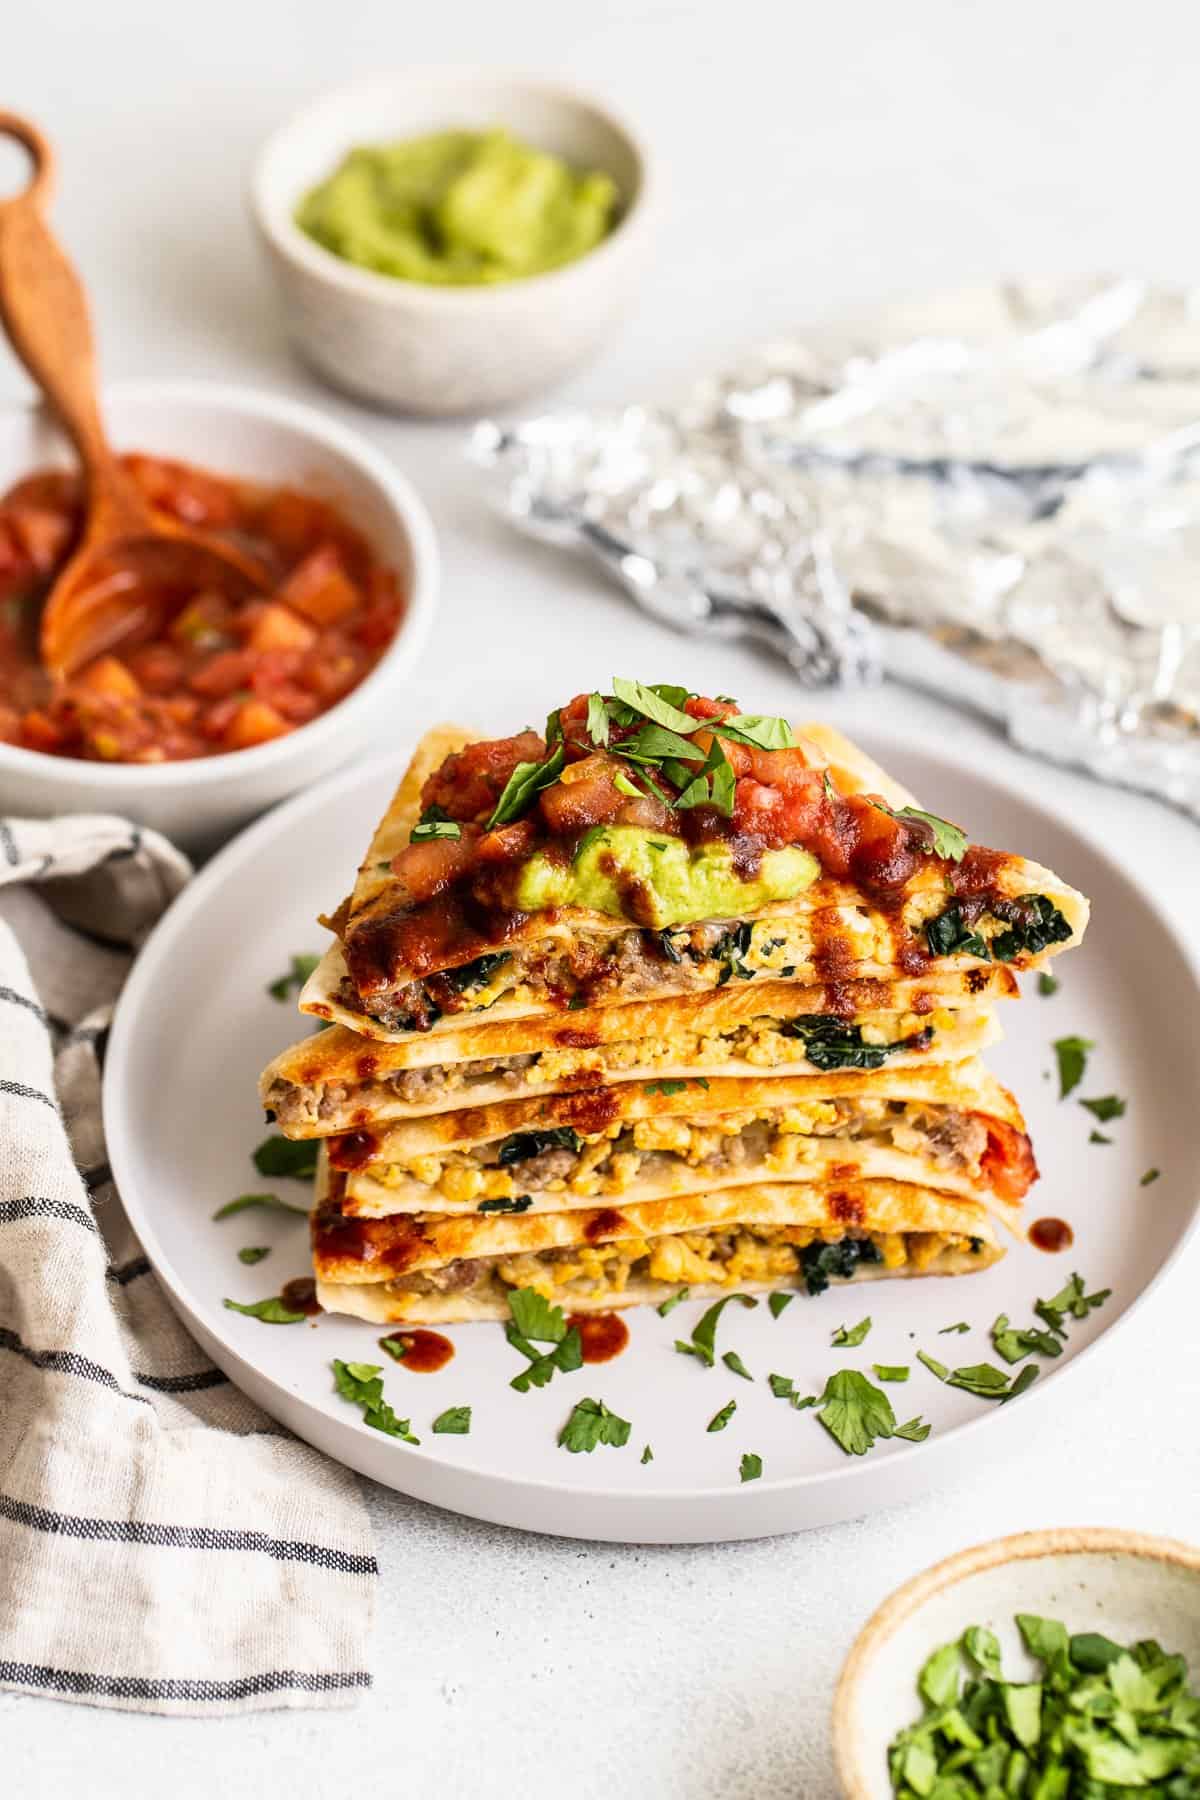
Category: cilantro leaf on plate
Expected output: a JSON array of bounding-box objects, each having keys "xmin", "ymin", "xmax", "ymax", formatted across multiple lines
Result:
[
  {"xmin": 1052, "ymin": 1034, "xmax": 1093, "ymax": 1099},
  {"xmin": 223, "ymin": 1294, "xmax": 305, "ymax": 1324},
  {"xmin": 739, "ymin": 1453, "xmax": 762, "ymax": 1483},
  {"xmin": 815, "ymin": 1369, "xmax": 896, "ymax": 1456},
  {"xmin": 674, "ymin": 1292, "xmax": 758, "ymax": 1367},
  {"xmin": 558, "ymin": 1396, "xmax": 631, "ymax": 1454},
  {"xmin": 331, "ymin": 1359, "xmax": 419, "ymax": 1442},
  {"xmin": 831, "ymin": 1316, "xmax": 872, "ymax": 1348}
]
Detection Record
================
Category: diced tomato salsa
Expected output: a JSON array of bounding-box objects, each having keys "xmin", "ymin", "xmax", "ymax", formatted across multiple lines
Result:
[{"xmin": 0, "ymin": 455, "xmax": 406, "ymax": 762}]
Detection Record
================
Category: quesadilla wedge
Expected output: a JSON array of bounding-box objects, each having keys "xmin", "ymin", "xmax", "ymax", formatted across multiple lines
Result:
[
  {"xmin": 264, "ymin": 967, "xmax": 1016, "ymax": 1133},
  {"xmin": 322, "ymin": 1059, "xmax": 1034, "ymax": 1232},
  {"xmin": 302, "ymin": 693, "xmax": 1088, "ymax": 1036},
  {"xmin": 312, "ymin": 1160, "xmax": 1004, "ymax": 1324}
]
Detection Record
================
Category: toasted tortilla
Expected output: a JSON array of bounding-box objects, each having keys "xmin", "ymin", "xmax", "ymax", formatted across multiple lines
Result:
[
  {"xmin": 311, "ymin": 1161, "xmax": 1003, "ymax": 1323},
  {"xmin": 303, "ymin": 721, "xmax": 1088, "ymax": 1032},
  {"xmin": 325, "ymin": 1058, "xmax": 1031, "ymax": 1233},
  {"xmin": 265, "ymin": 974, "xmax": 1012, "ymax": 1131}
]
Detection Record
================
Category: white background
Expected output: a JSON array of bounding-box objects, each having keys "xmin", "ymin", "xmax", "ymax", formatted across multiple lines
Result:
[{"xmin": 3, "ymin": 2, "xmax": 1199, "ymax": 1794}]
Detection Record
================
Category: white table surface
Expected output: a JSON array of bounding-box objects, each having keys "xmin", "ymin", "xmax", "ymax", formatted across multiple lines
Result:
[{"xmin": 3, "ymin": 2, "xmax": 1199, "ymax": 1793}]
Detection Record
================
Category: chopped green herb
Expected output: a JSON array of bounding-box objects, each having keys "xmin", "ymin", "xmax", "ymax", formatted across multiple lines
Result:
[
  {"xmin": 237, "ymin": 1246, "xmax": 270, "ymax": 1265},
  {"xmin": 938, "ymin": 1321, "xmax": 970, "ymax": 1335},
  {"xmin": 917, "ymin": 1350, "xmax": 950, "ymax": 1381},
  {"xmin": 485, "ymin": 744, "xmax": 566, "ymax": 828},
  {"xmin": 331, "ymin": 1359, "xmax": 419, "ymax": 1442},
  {"xmin": 722, "ymin": 1350, "xmax": 753, "ymax": 1381},
  {"xmin": 558, "ymin": 1396, "xmax": 631, "ymax": 1453},
  {"xmin": 1089, "ymin": 1128, "xmax": 1113, "ymax": 1144},
  {"xmin": 889, "ymin": 1611, "xmax": 1200, "ymax": 1792},
  {"xmin": 431, "ymin": 1406, "xmax": 471, "ymax": 1435},
  {"xmin": 643, "ymin": 1079, "xmax": 689, "ymax": 1097},
  {"xmin": 707, "ymin": 1398, "xmax": 737, "ymax": 1432},
  {"xmin": 1141, "ymin": 1167, "xmax": 1160, "ymax": 1186},
  {"xmin": 872, "ymin": 1364, "xmax": 909, "ymax": 1382},
  {"xmin": 1037, "ymin": 971, "xmax": 1060, "ymax": 997},
  {"xmin": 212, "ymin": 1192, "xmax": 308, "ymax": 1221},
  {"xmin": 831, "ymin": 1316, "xmax": 872, "ymax": 1348},
  {"xmin": 674, "ymin": 1292, "xmax": 758, "ymax": 1367},
  {"xmin": 946, "ymin": 1362, "xmax": 1012, "ymax": 1397},
  {"xmin": 410, "ymin": 815, "xmax": 462, "ymax": 842},
  {"xmin": 1034, "ymin": 1272, "xmax": 1111, "ymax": 1335},
  {"xmin": 585, "ymin": 691, "xmax": 610, "ymax": 746},
  {"xmin": 815, "ymin": 1369, "xmax": 897, "ymax": 1456},
  {"xmin": 1052, "ymin": 1034, "xmax": 1094, "ymax": 1099},
  {"xmin": 505, "ymin": 1288, "xmax": 584, "ymax": 1393},
  {"xmin": 612, "ymin": 769, "xmax": 642, "ymax": 799},
  {"xmin": 266, "ymin": 952, "xmax": 321, "ymax": 1001},
  {"xmin": 712, "ymin": 713, "xmax": 794, "ymax": 751},
  {"xmin": 379, "ymin": 1334, "xmax": 408, "ymax": 1361},
  {"xmin": 767, "ymin": 1372, "xmax": 816, "ymax": 1410},
  {"xmin": 991, "ymin": 1313, "xmax": 1062, "ymax": 1364},
  {"xmin": 477, "ymin": 1195, "xmax": 533, "ymax": 1214},
  {"xmin": 1000, "ymin": 1364, "xmax": 1041, "ymax": 1403},
  {"xmin": 872, "ymin": 802, "xmax": 967, "ymax": 862},
  {"xmin": 610, "ymin": 677, "xmax": 698, "ymax": 735},
  {"xmin": 1080, "ymin": 1093, "xmax": 1126, "ymax": 1123},
  {"xmin": 656, "ymin": 1287, "xmax": 689, "ymax": 1317},
  {"xmin": 251, "ymin": 1135, "xmax": 319, "ymax": 1180},
  {"xmin": 739, "ymin": 1453, "xmax": 762, "ymax": 1483},
  {"xmin": 892, "ymin": 1417, "xmax": 931, "ymax": 1442},
  {"xmin": 641, "ymin": 1443, "xmax": 653, "ymax": 1464},
  {"xmin": 768, "ymin": 1292, "xmax": 794, "ymax": 1319},
  {"xmin": 223, "ymin": 1294, "xmax": 305, "ymax": 1324}
]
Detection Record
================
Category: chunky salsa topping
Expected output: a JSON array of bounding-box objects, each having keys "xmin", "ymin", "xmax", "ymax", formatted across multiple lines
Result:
[
  {"xmin": 389, "ymin": 681, "xmax": 966, "ymax": 912},
  {"xmin": 0, "ymin": 455, "xmax": 405, "ymax": 762}
]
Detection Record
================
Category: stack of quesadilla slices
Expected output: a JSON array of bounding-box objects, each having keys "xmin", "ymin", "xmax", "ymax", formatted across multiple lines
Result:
[{"xmin": 259, "ymin": 703, "xmax": 1088, "ymax": 1325}]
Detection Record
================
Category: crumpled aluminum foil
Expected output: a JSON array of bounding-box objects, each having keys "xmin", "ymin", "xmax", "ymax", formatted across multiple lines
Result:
[{"xmin": 468, "ymin": 277, "xmax": 1200, "ymax": 819}]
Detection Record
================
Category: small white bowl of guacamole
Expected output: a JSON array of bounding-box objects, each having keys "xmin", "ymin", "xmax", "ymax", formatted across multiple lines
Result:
[{"xmin": 250, "ymin": 70, "xmax": 657, "ymax": 416}]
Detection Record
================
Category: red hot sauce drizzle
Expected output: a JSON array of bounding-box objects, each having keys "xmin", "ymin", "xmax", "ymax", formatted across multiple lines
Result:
[
  {"xmin": 1029, "ymin": 1217, "xmax": 1074, "ymax": 1253},
  {"xmin": 382, "ymin": 1328, "xmax": 455, "ymax": 1372},
  {"xmin": 280, "ymin": 1276, "xmax": 323, "ymax": 1316},
  {"xmin": 566, "ymin": 1311, "xmax": 630, "ymax": 1363}
]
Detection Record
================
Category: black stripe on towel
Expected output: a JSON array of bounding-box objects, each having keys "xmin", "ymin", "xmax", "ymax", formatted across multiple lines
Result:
[
  {"xmin": 0, "ymin": 1195, "xmax": 98, "ymax": 1235},
  {"xmin": 0, "ymin": 1495, "xmax": 380, "ymax": 1575},
  {"xmin": 0, "ymin": 1327, "xmax": 151, "ymax": 1407},
  {"xmin": 0, "ymin": 1079, "xmax": 55, "ymax": 1109},
  {"xmin": 0, "ymin": 820, "xmax": 18, "ymax": 866},
  {"xmin": 134, "ymin": 1368, "xmax": 229, "ymax": 1395},
  {"xmin": 0, "ymin": 1662, "xmax": 372, "ymax": 1702},
  {"xmin": 0, "ymin": 986, "xmax": 49, "ymax": 1026},
  {"xmin": 106, "ymin": 1256, "xmax": 151, "ymax": 1286}
]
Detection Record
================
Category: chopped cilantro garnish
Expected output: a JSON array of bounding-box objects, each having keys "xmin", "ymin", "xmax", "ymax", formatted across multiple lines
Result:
[
  {"xmin": 331, "ymin": 1359, "xmax": 419, "ymax": 1442},
  {"xmin": 991, "ymin": 1313, "xmax": 1062, "ymax": 1364},
  {"xmin": 266, "ymin": 952, "xmax": 321, "ymax": 1001},
  {"xmin": 831, "ymin": 1316, "xmax": 872, "ymax": 1348},
  {"xmin": 1089, "ymin": 1129, "xmax": 1113, "ymax": 1144},
  {"xmin": 1052, "ymin": 1034, "xmax": 1093, "ymax": 1099},
  {"xmin": 938, "ymin": 1321, "xmax": 969, "ymax": 1335},
  {"xmin": 558, "ymin": 1396, "xmax": 631, "ymax": 1453},
  {"xmin": 739, "ymin": 1453, "xmax": 762, "ymax": 1483},
  {"xmin": 1034, "ymin": 1272, "xmax": 1111, "ymax": 1334},
  {"xmin": 1141, "ymin": 1167, "xmax": 1160, "ymax": 1186},
  {"xmin": 585, "ymin": 692, "xmax": 610, "ymax": 746},
  {"xmin": 223, "ymin": 1294, "xmax": 305, "ymax": 1324},
  {"xmin": 641, "ymin": 1443, "xmax": 653, "ymax": 1464},
  {"xmin": 485, "ymin": 744, "xmax": 566, "ymax": 828},
  {"xmin": 1037, "ymin": 971, "xmax": 1060, "ymax": 996},
  {"xmin": 722, "ymin": 1350, "xmax": 753, "ymax": 1381},
  {"xmin": 643, "ymin": 1079, "xmax": 689, "ymax": 1097},
  {"xmin": 707, "ymin": 1398, "xmax": 737, "ymax": 1432},
  {"xmin": 768, "ymin": 1292, "xmax": 794, "ymax": 1319},
  {"xmin": 251, "ymin": 1136, "xmax": 319, "ymax": 1180},
  {"xmin": 610, "ymin": 677, "xmax": 698, "ymax": 735},
  {"xmin": 237, "ymin": 1246, "xmax": 270, "ymax": 1265},
  {"xmin": 815, "ymin": 1369, "xmax": 897, "ymax": 1455},
  {"xmin": 505, "ymin": 1288, "xmax": 583, "ymax": 1392},
  {"xmin": 768, "ymin": 1373, "xmax": 816, "ymax": 1410},
  {"xmin": 872, "ymin": 1364, "xmax": 909, "ymax": 1382},
  {"xmin": 410, "ymin": 816, "xmax": 462, "ymax": 842},
  {"xmin": 919, "ymin": 1349, "xmax": 1040, "ymax": 1403},
  {"xmin": 872, "ymin": 802, "xmax": 967, "ymax": 861},
  {"xmin": 656, "ymin": 1287, "xmax": 689, "ymax": 1317},
  {"xmin": 212, "ymin": 1192, "xmax": 308, "ymax": 1221},
  {"xmin": 1080, "ymin": 1093, "xmax": 1126, "ymax": 1122},
  {"xmin": 431, "ymin": 1406, "xmax": 471, "ymax": 1435},
  {"xmin": 674, "ymin": 1293, "xmax": 758, "ymax": 1367}
]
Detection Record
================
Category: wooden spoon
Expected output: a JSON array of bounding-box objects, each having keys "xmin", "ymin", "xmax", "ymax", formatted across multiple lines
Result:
[{"xmin": 0, "ymin": 112, "xmax": 268, "ymax": 679}]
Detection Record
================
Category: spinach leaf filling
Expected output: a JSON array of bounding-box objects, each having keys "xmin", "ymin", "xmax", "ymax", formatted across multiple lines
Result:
[
  {"xmin": 925, "ymin": 893, "xmax": 1070, "ymax": 963},
  {"xmin": 801, "ymin": 1237, "xmax": 883, "ymax": 1295},
  {"xmin": 496, "ymin": 1128, "xmax": 583, "ymax": 1167},
  {"xmin": 781, "ymin": 1015, "xmax": 934, "ymax": 1071}
]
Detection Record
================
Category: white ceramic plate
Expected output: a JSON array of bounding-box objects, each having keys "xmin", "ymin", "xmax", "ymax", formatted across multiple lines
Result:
[
  {"xmin": 104, "ymin": 734, "xmax": 1200, "ymax": 1543},
  {"xmin": 832, "ymin": 1528, "xmax": 1200, "ymax": 1797}
]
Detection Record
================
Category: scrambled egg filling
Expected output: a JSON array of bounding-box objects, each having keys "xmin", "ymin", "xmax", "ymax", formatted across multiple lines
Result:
[
  {"xmin": 378, "ymin": 1099, "xmax": 983, "ymax": 1202},
  {"xmin": 384, "ymin": 1226, "xmax": 980, "ymax": 1302}
]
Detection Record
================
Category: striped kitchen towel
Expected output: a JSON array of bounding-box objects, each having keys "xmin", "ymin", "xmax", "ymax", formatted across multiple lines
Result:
[{"xmin": 0, "ymin": 814, "xmax": 376, "ymax": 1716}]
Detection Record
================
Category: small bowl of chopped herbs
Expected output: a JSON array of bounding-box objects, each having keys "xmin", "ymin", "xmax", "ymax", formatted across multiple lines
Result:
[{"xmin": 832, "ymin": 1528, "xmax": 1200, "ymax": 1797}]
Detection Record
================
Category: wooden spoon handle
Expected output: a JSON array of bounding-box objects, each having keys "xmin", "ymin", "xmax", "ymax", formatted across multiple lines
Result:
[{"xmin": 0, "ymin": 113, "xmax": 141, "ymax": 522}]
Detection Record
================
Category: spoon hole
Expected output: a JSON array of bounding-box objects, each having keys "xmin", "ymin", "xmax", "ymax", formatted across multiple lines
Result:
[{"xmin": 0, "ymin": 114, "xmax": 52, "ymax": 203}]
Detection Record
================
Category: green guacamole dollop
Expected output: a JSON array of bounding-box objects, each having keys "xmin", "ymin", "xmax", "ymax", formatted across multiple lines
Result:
[
  {"xmin": 515, "ymin": 827, "xmax": 821, "ymax": 930},
  {"xmin": 295, "ymin": 128, "xmax": 619, "ymax": 286}
]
